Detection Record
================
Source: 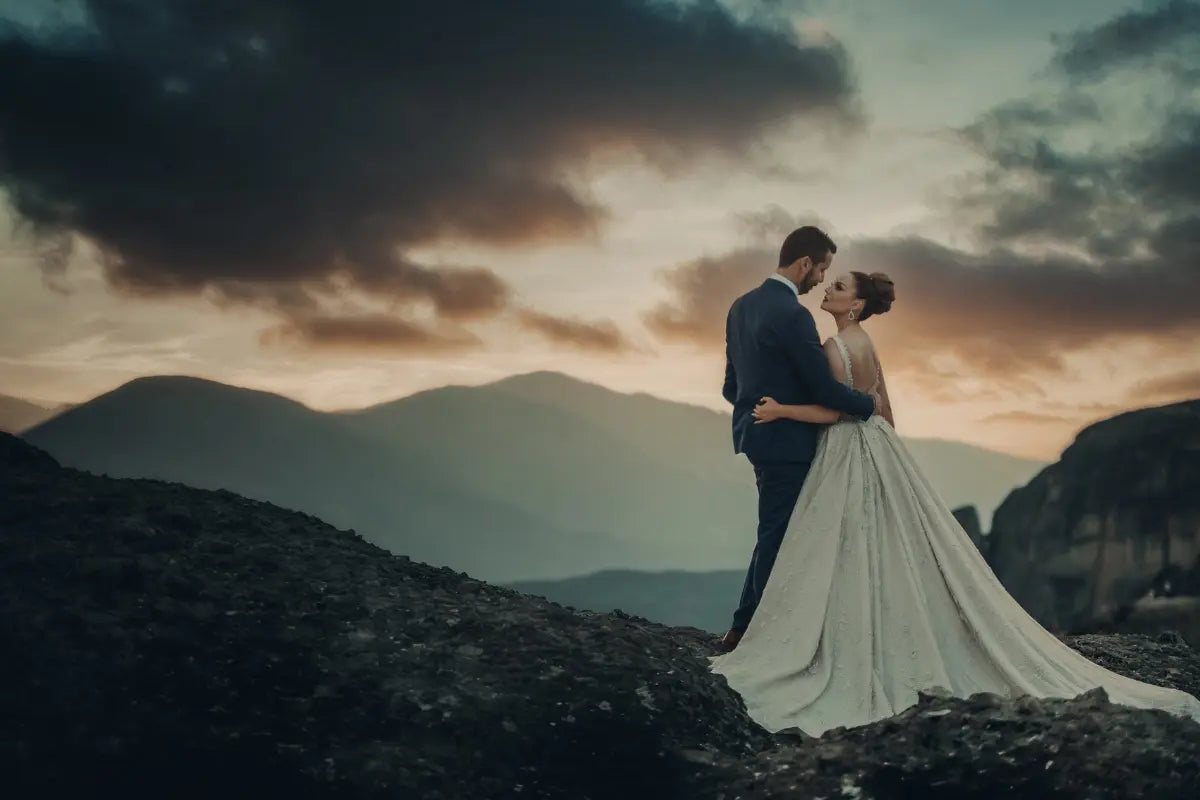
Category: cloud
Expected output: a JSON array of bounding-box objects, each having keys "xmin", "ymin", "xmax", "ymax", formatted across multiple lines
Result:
[
  {"xmin": 516, "ymin": 309, "xmax": 630, "ymax": 353},
  {"xmin": 956, "ymin": 107, "xmax": 1200, "ymax": 261},
  {"xmin": 1051, "ymin": 0, "xmax": 1200, "ymax": 81},
  {"xmin": 643, "ymin": 247, "xmax": 769, "ymax": 346},
  {"xmin": 835, "ymin": 235, "xmax": 1200, "ymax": 371},
  {"xmin": 1128, "ymin": 369, "xmax": 1200, "ymax": 403},
  {"xmin": 0, "ymin": 0, "xmax": 859, "ymax": 345},
  {"xmin": 956, "ymin": 4, "xmax": 1200, "ymax": 260},
  {"xmin": 259, "ymin": 314, "xmax": 480, "ymax": 353},
  {"xmin": 730, "ymin": 204, "xmax": 837, "ymax": 245},
  {"xmin": 980, "ymin": 411, "xmax": 1081, "ymax": 426},
  {"xmin": 643, "ymin": 231, "xmax": 1200, "ymax": 379},
  {"xmin": 647, "ymin": 3, "xmax": 1200, "ymax": 384}
]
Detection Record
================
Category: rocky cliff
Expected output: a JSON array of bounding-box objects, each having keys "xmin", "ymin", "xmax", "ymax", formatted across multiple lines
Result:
[
  {"xmin": 2, "ymin": 433, "xmax": 1199, "ymax": 799},
  {"xmin": 988, "ymin": 400, "xmax": 1200, "ymax": 635},
  {"xmin": 952, "ymin": 505, "xmax": 984, "ymax": 552}
]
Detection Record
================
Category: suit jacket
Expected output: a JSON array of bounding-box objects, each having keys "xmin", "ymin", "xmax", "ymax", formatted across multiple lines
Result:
[{"xmin": 723, "ymin": 278, "xmax": 875, "ymax": 465}]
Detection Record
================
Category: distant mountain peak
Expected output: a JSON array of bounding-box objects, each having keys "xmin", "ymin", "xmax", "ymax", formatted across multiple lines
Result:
[
  {"xmin": 0, "ymin": 394, "xmax": 70, "ymax": 434},
  {"xmin": 101, "ymin": 374, "xmax": 316, "ymax": 410},
  {"xmin": 488, "ymin": 370, "xmax": 614, "ymax": 393},
  {"xmin": 116, "ymin": 373, "xmax": 266, "ymax": 393}
]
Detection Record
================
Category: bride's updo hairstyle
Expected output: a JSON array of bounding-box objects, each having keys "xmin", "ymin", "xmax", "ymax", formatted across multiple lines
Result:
[{"xmin": 850, "ymin": 271, "xmax": 895, "ymax": 321}]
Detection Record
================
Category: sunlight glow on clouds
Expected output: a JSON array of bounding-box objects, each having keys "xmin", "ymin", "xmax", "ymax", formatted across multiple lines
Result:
[{"xmin": 1, "ymin": 0, "xmax": 1197, "ymax": 460}]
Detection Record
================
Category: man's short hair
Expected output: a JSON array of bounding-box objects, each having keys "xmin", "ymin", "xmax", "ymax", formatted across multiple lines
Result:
[{"xmin": 779, "ymin": 226, "xmax": 837, "ymax": 267}]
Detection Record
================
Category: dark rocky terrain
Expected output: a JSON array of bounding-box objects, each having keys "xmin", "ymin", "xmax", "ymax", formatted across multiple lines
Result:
[
  {"xmin": 988, "ymin": 400, "xmax": 1200, "ymax": 634},
  {"xmin": 3, "ymin": 433, "xmax": 1199, "ymax": 798}
]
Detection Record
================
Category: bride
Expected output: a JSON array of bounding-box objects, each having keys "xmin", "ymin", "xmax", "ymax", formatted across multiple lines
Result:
[{"xmin": 709, "ymin": 270, "xmax": 1200, "ymax": 736}]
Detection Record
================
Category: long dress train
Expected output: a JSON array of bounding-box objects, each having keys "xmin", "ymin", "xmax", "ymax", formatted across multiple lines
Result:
[{"xmin": 710, "ymin": 336, "xmax": 1200, "ymax": 735}]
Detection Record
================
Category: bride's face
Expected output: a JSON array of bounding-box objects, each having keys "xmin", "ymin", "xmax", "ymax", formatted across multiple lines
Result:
[{"xmin": 820, "ymin": 274, "xmax": 863, "ymax": 317}]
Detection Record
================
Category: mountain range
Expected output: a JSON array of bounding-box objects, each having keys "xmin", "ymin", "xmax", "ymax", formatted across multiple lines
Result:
[
  {"xmin": 510, "ymin": 568, "xmax": 744, "ymax": 633},
  {"xmin": 19, "ymin": 371, "xmax": 1045, "ymax": 582},
  {"xmin": 0, "ymin": 394, "xmax": 68, "ymax": 433}
]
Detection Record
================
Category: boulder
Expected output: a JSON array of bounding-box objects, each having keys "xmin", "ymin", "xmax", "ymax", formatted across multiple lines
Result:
[
  {"xmin": 952, "ymin": 504, "xmax": 984, "ymax": 553},
  {"xmin": 987, "ymin": 400, "xmax": 1200, "ymax": 632}
]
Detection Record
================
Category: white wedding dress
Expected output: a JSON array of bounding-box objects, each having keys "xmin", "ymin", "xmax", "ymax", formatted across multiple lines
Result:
[{"xmin": 711, "ymin": 336, "xmax": 1200, "ymax": 736}]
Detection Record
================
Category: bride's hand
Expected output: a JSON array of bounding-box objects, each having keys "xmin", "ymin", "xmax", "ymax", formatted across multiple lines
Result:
[{"xmin": 752, "ymin": 397, "xmax": 785, "ymax": 424}]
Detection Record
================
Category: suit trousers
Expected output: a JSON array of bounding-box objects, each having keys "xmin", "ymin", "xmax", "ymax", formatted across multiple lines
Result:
[{"xmin": 730, "ymin": 460, "xmax": 812, "ymax": 631}]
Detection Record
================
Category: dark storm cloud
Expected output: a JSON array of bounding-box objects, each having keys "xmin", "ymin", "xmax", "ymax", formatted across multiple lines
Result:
[
  {"xmin": 0, "ymin": 0, "xmax": 858, "ymax": 341},
  {"xmin": 959, "ymin": 105, "xmax": 1200, "ymax": 260},
  {"xmin": 1051, "ymin": 0, "xmax": 1200, "ymax": 81}
]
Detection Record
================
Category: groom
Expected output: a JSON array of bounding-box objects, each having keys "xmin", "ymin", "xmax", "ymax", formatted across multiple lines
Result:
[{"xmin": 718, "ymin": 225, "xmax": 879, "ymax": 653}]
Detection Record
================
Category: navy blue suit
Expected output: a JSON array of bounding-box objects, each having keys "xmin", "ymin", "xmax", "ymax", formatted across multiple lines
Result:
[{"xmin": 723, "ymin": 277, "xmax": 875, "ymax": 631}]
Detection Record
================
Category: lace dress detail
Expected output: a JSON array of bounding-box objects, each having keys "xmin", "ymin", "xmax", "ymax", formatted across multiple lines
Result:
[
  {"xmin": 831, "ymin": 334, "xmax": 880, "ymax": 394},
  {"xmin": 710, "ymin": 341, "xmax": 1200, "ymax": 736}
]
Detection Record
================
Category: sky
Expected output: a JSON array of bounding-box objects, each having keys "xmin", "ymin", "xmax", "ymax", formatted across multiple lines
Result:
[{"xmin": 1, "ymin": 0, "xmax": 1197, "ymax": 460}]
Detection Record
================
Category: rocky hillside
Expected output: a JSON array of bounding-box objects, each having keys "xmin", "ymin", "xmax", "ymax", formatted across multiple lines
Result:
[
  {"xmin": 2, "ymin": 433, "xmax": 1199, "ymax": 799},
  {"xmin": 988, "ymin": 400, "xmax": 1200, "ymax": 635}
]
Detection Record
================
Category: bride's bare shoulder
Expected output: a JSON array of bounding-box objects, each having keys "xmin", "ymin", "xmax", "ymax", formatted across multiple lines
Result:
[
  {"xmin": 842, "ymin": 328, "xmax": 877, "ymax": 357},
  {"xmin": 821, "ymin": 337, "xmax": 847, "ymax": 381}
]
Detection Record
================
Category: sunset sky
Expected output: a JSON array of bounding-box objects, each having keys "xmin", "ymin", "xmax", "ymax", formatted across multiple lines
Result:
[{"xmin": 1, "ymin": 0, "xmax": 1198, "ymax": 460}]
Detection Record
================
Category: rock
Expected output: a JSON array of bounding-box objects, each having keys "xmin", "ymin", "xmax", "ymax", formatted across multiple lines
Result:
[
  {"xmin": 0, "ymin": 429, "xmax": 59, "ymax": 474},
  {"xmin": 1, "ymin": 433, "xmax": 1198, "ymax": 798},
  {"xmin": 0, "ymin": 434, "xmax": 765, "ymax": 798},
  {"xmin": 1092, "ymin": 596, "xmax": 1200, "ymax": 649},
  {"xmin": 705, "ymin": 689, "xmax": 1200, "ymax": 800},
  {"xmin": 952, "ymin": 505, "xmax": 985, "ymax": 554},
  {"xmin": 987, "ymin": 400, "xmax": 1200, "ymax": 633}
]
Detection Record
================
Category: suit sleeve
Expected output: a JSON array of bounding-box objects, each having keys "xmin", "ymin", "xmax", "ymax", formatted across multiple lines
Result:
[
  {"xmin": 776, "ymin": 307, "xmax": 874, "ymax": 419},
  {"xmin": 722, "ymin": 308, "xmax": 737, "ymax": 406}
]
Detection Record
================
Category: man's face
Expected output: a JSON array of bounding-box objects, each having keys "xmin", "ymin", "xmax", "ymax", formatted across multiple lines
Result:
[{"xmin": 798, "ymin": 251, "xmax": 834, "ymax": 293}]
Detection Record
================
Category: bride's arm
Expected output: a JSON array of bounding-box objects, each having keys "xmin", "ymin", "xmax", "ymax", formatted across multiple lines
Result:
[
  {"xmin": 752, "ymin": 398, "xmax": 839, "ymax": 424},
  {"xmin": 752, "ymin": 338, "xmax": 850, "ymax": 424}
]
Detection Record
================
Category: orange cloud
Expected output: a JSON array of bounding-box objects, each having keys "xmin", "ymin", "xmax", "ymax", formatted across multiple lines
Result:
[
  {"xmin": 517, "ymin": 310, "xmax": 630, "ymax": 352},
  {"xmin": 643, "ymin": 248, "xmax": 766, "ymax": 347},
  {"xmin": 1128, "ymin": 369, "xmax": 1200, "ymax": 404},
  {"xmin": 259, "ymin": 314, "xmax": 480, "ymax": 353}
]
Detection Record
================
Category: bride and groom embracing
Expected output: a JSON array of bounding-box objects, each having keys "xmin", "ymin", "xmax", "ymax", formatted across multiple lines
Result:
[{"xmin": 708, "ymin": 225, "xmax": 1200, "ymax": 736}]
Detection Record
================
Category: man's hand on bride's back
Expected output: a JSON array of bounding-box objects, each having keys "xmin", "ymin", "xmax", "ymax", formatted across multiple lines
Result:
[{"xmin": 753, "ymin": 397, "xmax": 785, "ymax": 424}]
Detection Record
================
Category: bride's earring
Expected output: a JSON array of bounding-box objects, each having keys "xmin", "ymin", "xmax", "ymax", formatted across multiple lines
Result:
[{"xmin": 847, "ymin": 310, "xmax": 856, "ymax": 321}]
